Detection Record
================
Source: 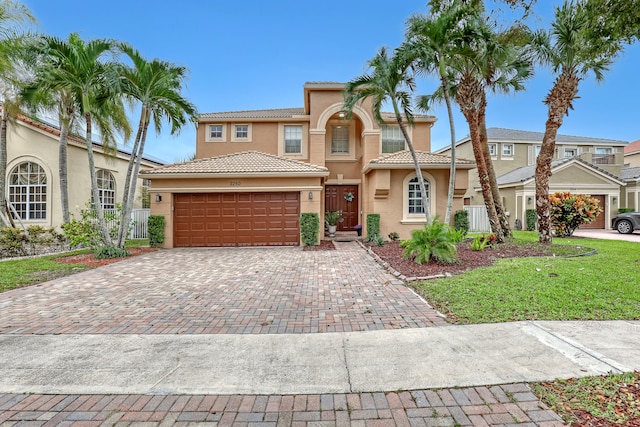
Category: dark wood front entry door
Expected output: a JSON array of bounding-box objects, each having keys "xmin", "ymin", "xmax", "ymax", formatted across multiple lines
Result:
[{"xmin": 325, "ymin": 185, "xmax": 359, "ymax": 231}]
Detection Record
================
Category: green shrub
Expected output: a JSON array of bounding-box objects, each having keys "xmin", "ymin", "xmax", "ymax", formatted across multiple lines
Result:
[
  {"xmin": 526, "ymin": 209, "xmax": 537, "ymax": 231},
  {"xmin": 300, "ymin": 213, "xmax": 319, "ymax": 246},
  {"xmin": 94, "ymin": 246, "xmax": 129, "ymax": 259},
  {"xmin": 366, "ymin": 214, "xmax": 380, "ymax": 240},
  {"xmin": 0, "ymin": 227, "xmax": 28, "ymax": 256},
  {"xmin": 148, "ymin": 215, "xmax": 165, "ymax": 248},
  {"xmin": 368, "ymin": 234, "xmax": 385, "ymax": 246},
  {"xmin": 388, "ymin": 231, "xmax": 400, "ymax": 242},
  {"xmin": 618, "ymin": 208, "xmax": 634, "ymax": 214},
  {"xmin": 471, "ymin": 235, "xmax": 488, "ymax": 251},
  {"xmin": 399, "ymin": 217, "xmax": 458, "ymax": 264},
  {"xmin": 62, "ymin": 202, "xmax": 123, "ymax": 248},
  {"xmin": 453, "ymin": 210, "xmax": 469, "ymax": 237},
  {"xmin": 0, "ymin": 226, "xmax": 68, "ymax": 257},
  {"xmin": 550, "ymin": 192, "xmax": 603, "ymax": 237}
]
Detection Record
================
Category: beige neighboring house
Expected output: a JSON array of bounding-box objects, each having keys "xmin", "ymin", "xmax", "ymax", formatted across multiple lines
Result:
[
  {"xmin": 624, "ymin": 139, "xmax": 640, "ymax": 167},
  {"xmin": 4, "ymin": 115, "xmax": 163, "ymax": 229},
  {"xmin": 436, "ymin": 127, "xmax": 629, "ymax": 230},
  {"xmin": 143, "ymin": 81, "xmax": 475, "ymax": 248}
]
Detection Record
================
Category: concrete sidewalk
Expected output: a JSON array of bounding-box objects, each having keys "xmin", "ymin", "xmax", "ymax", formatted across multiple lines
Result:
[{"xmin": 1, "ymin": 320, "xmax": 638, "ymax": 395}]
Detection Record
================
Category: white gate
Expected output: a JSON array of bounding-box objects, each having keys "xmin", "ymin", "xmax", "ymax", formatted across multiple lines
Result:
[
  {"xmin": 463, "ymin": 205, "xmax": 491, "ymax": 232},
  {"xmin": 129, "ymin": 208, "xmax": 150, "ymax": 239}
]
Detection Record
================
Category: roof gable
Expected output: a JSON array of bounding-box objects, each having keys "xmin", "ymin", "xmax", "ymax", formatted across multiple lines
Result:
[
  {"xmin": 363, "ymin": 150, "xmax": 474, "ymax": 173},
  {"xmin": 496, "ymin": 157, "xmax": 624, "ymax": 187}
]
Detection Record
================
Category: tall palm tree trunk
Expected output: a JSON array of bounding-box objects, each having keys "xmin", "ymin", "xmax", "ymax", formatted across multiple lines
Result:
[
  {"xmin": 0, "ymin": 106, "xmax": 7, "ymax": 225},
  {"xmin": 478, "ymin": 107, "xmax": 511, "ymax": 239},
  {"xmin": 536, "ymin": 70, "xmax": 579, "ymax": 244},
  {"xmin": 58, "ymin": 121, "xmax": 70, "ymax": 224},
  {"xmin": 441, "ymin": 74, "xmax": 457, "ymax": 225},
  {"xmin": 84, "ymin": 112, "xmax": 112, "ymax": 246},
  {"xmin": 116, "ymin": 106, "xmax": 146, "ymax": 247},
  {"xmin": 395, "ymin": 110, "xmax": 430, "ymax": 224}
]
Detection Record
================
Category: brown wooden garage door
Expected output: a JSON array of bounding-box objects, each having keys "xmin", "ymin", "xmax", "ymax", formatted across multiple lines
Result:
[{"xmin": 174, "ymin": 192, "xmax": 300, "ymax": 247}]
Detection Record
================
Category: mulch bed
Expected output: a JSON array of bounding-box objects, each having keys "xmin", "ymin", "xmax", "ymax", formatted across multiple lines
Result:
[
  {"xmin": 369, "ymin": 240, "xmax": 563, "ymax": 278},
  {"xmin": 302, "ymin": 240, "xmax": 336, "ymax": 251},
  {"xmin": 54, "ymin": 247, "xmax": 157, "ymax": 268}
]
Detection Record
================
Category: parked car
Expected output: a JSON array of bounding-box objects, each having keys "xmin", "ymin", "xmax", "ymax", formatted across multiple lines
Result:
[{"xmin": 611, "ymin": 212, "xmax": 640, "ymax": 234}]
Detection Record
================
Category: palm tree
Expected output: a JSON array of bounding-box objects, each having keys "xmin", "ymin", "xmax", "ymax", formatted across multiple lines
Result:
[
  {"xmin": 0, "ymin": 0, "xmax": 34, "ymax": 225},
  {"xmin": 29, "ymin": 33, "xmax": 130, "ymax": 246},
  {"xmin": 532, "ymin": 0, "xmax": 623, "ymax": 243},
  {"xmin": 114, "ymin": 45, "xmax": 197, "ymax": 248},
  {"xmin": 402, "ymin": 0, "xmax": 478, "ymax": 224},
  {"xmin": 344, "ymin": 46, "xmax": 430, "ymax": 223}
]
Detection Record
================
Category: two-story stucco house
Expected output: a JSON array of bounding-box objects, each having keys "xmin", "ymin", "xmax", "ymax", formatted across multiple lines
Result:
[
  {"xmin": 437, "ymin": 127, "xmax": 629, "ymax": 230},
  {"xmin": 4, "ymin": 115, "xmax": 163, "ymax": 230},
  {"xmin": 143, "ymin": 82, "xmax": 475, "ymax": 247}
]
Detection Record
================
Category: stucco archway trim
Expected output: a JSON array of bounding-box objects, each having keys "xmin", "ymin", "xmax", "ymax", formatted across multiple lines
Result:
[{"xmin": 312, "ymin": 102, "xmax": 374, "ymax": 133}]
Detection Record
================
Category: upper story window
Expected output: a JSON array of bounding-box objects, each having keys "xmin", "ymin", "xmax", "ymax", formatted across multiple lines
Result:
[
  {"xmin": 235, "ymin": 125, "xmax": 248, "ymax": 139},
  {"xmin": 594, "ymin": 147, "xmax": 614, "ymax": 165},
  {"xmin": 382, "ymin": 126, "xmax": 405, "ymax": 153},
  {"xmin": 564, "ymin": 148, "xmax": 577, "ymax": 158},
  {"xmin": 408, "ymin": 176, "xmax": 430, "ymax": 215},
  {"xmin": 97, "ymin": 169, "xmax": 116, "ymax": 210},
  {"xmin": 488, "ymin": 144, "xmax": 497, "ymax": 157},
  {"xmin": 8, "ymin": 161, "xmax": 47, "ymax": 220},
  {"xmin": 284, "ymin": 125, "xmax": 302, "ymax": 154},
  {"xmin": 502, "ymin": 144, "xmax": 514, "ymax": 157},
  {"xmin": 209, "ymin": 125, "xmax": 223, "ymax": 139},
  {"xmin": 331, "ymin": 126, "xmax": 350, "ymax": 154}
]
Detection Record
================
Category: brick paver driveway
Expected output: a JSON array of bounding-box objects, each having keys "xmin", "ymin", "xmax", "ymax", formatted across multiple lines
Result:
[{"xmin": 0, "ymin": 242, "xmax": 447, "ymax": 335}]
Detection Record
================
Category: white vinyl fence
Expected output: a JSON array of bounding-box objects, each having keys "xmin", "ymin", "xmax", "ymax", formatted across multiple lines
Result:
[
  {"xmin": 104, "ymin": 208, "xmax": 150, "ymax": 240},
  {"xmin": 463, "ymin": 205, "xmax": 491, "ymax": 233}
]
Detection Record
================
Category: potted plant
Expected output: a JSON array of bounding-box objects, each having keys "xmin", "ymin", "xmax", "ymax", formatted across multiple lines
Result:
[
  {"xmin": 324, "ymin": 210, "xmax": 343, "ymax": 237},
  {"xmin": 354, "ymin": 224, "xmax": 362, "ymax": 236}
]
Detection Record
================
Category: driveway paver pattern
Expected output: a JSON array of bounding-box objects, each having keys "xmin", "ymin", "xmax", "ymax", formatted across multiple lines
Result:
[
  {"xmin": 0, "ymin": 242, "xmax": 568, "ymax": 426},
  {"xmin": 0, "ymin": 242, "xmax": 447, "ymax": 335}
]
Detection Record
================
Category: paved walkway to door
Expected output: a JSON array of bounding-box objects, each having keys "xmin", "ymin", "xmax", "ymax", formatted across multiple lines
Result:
[{"xmin": 0, "ymin": 242, "xmax": 448, "ymax": 335}]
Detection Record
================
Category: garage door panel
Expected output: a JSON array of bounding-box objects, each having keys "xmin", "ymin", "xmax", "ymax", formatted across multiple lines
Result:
[{"xmin": 174, "ymin": 192, "xmax": 300, "ymax": 247}]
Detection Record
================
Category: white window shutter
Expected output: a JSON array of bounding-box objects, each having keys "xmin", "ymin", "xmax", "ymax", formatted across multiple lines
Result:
[{"xmin": 527, "ymin": 146, "xmax": 534, "ymax": 165}]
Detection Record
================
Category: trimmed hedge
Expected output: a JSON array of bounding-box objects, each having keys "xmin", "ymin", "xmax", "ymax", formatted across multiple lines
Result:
[
  {"xmin": 300, "ymin": 213, "xmax": 319, "ymax": 246},
  {"xmin": 366, "ymin": 214, "xmax": 380, "ymax": 240},
  {"xmin": 526, "ymin": 209, "xmax": 537, "ymax": 231},
  {"xmin": 453, "ymin": 210, "xmax": 469, "ymax": 237},
  {"xmin": 148, "ymin": 215, "xmax": 165, "ymax": 248}
]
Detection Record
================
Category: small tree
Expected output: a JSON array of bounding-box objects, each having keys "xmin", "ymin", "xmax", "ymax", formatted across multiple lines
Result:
[{"xmin": 549, "ymin": 192, "xmax": 602, "ymax": 237}]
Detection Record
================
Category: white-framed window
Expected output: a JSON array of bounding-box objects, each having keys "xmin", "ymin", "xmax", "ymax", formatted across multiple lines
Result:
[
  {"xmin": 331, "ymin": 126, "xmax": 350, "ymax": 154},
  {"xmin": 284, "ymin": 125, "xmax": 302, "ymax": 154},
  {"xmin": 408, "ymin": 176, "xmax": 430, "ymax": 215},
  {"xmin": 96, "ymin": 169, "xmax": 116, "ymax": 210},
  {"xmin": 564, "ymin": 148, "xmax": 576, "ymax": 158},
  {"xmin": 8, "ymin": 161, "xmax": 47, "ymax": 220},
  {"xmin": 488, "ymin": 144, "xmax": 497, "ymax": 157},
  {"xmin": 209, "ymin": 125, "xmax": 223, "ymax": 139},
  {"xmin": 235, "ymin": 125, "xmax": 248, "ymax": 139},
  {"xmin": 381, "ymin": 126, "xmax": 405, "ymax": 153},
  {"xmin": 502, "ymin": 144, "xmax": 514, "ymax": 157}
]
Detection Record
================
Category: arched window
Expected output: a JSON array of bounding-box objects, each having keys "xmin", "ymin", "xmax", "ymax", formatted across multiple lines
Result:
[
  {"xmin": 408, "ymin": 176, "xmax": 430, "ymax": 215},
  {"xmin": 8, "ymin": 161, "xmax": 47, "ymax": 220},
  {"xmin": 96, "ymin": 170, "xmax": 116, "ymax": 210}
]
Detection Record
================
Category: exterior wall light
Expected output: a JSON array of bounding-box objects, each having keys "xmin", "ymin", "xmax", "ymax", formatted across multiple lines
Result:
[
  {"xmin": 155, "ymin": 193, "xmax": 162, "ymax": 203},
  {"xmin": 308, "ymin": 191, "xmax": 313, "ymax": 200}
]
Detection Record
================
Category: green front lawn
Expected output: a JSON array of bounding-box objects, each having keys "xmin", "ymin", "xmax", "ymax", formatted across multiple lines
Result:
[
  {"xmin": 0, "ymin": 252, "xmax": 91, "ymax": 293},
  {"xmin": 412, "ymin": 231, "xmax": 640, "ymax": 324}
]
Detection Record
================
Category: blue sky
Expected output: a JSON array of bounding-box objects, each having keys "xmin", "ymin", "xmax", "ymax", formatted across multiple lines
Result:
[{"xmin": 22, "ymin": 0, "xmax": 640, "ymax": 164}]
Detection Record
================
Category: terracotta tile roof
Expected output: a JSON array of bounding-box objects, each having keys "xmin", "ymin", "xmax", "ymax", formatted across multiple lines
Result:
[
  {"xmin": 369, "ymin": 150, "xmax": 475, "ymax": 166},
  {"xmin": 625, "ymin": 139, "xmax": 640, "ymax": 154},
  {"xmin": 17, "ymin": 114, "xmax": 165, "ymax": 165},
  {"xmin": 200, "ymin": 108, "xmax": 306, "ymax": 120},
  {"xmin": 141, "ymin": 151, "xmax": 329, "ymax": 176}
]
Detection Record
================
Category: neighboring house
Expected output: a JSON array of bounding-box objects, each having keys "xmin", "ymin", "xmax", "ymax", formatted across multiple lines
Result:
[
  {"xmin": 4, "ymin": 115, "xmax": 163, "ymax": 230},
  {"xmin": 143, "ymin": 81, "xmax": 475, "ymax": 247},
  {"xmin": 621, "ymin": 167, "xmax": 640, "ymax": 212},
  {"xmin": 624, "ymin": 139, "xmax": 640, "ymax": 167},
  {"xmin": 436, "ymin": 127, "xmax": 628, "ymax": 230}
]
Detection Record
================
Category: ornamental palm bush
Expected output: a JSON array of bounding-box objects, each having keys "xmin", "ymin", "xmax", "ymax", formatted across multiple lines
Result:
[{"xmin": 400, "ymin": 217, "xmax": 460, "ymax": 264}]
